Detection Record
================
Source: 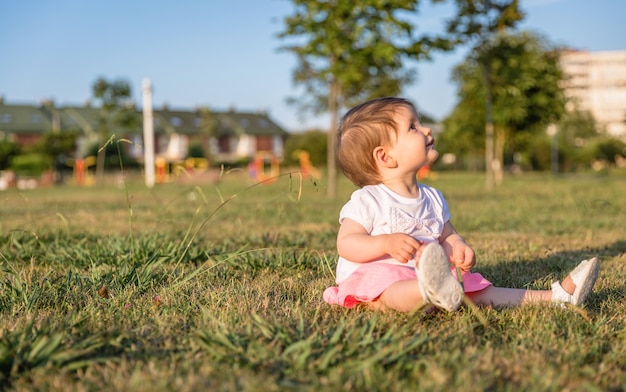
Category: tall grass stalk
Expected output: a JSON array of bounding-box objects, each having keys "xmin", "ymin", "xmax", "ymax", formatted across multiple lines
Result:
[
  {"xmin": 173, "ymin": 170, "xmax": 305, "ymax": 267},
  {"xmin": 99, "ymin": 135, "xmax": 135, "ymax": 259}
]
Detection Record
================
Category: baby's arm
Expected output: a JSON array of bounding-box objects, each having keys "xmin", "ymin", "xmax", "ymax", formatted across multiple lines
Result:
[
  {"xmin": 440, "ymin": 221, "xmax": 476, "ymax": 271},
  {"xmin": 337, "ymin": 218, "xmax": 422, "ymax": 264}
]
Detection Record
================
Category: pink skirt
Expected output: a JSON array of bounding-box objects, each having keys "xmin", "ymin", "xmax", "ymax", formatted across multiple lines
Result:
[{"xmin": 323, "ymin": 263, "xmax": 492, "ymax": 308}]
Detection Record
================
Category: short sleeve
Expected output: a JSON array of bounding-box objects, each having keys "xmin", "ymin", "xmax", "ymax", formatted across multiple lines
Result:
[{"xmin": 338, "ymin": 188, "xmax": 382, "ymax": 233}]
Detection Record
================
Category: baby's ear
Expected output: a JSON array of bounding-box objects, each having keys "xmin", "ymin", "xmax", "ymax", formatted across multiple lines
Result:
[{"xmin": 373, "ymin": 146, "xmax": 397, "ymax": 168}]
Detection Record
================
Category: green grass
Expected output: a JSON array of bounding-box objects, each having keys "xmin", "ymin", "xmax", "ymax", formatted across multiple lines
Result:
[{"xmin": 1, "ymin": 169, "xmax": 625, "ymax": 391}]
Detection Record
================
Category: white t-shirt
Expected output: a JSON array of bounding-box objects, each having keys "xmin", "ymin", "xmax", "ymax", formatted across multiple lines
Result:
[{"xmin": 336, "ymin": 183, "xmax": 451, "ymax": 283}]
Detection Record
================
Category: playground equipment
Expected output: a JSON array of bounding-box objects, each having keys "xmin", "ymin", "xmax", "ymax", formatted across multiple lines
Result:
[
  {"xmin": 156, "ymin": 157, "xmax": 210, "ymax": 183},
  {"xmin": 417, "ymin": 165, "xmax": 438, "ymax": 180},
  {"xmin": 247, "ymin": 150, "xmax": 322, "ymax": 183},
  {"xmin": 249, "ymin": 152, "xmax": 280, "ymax": 183},
  {"xmin": 155, "ymin": 157, "xmax": 168, "ymax": 183},
  {"xmin": 293, "ymin": 150, "xmax": 321, "ymax": 179},
  {"xmin": 69, "ymin": 156, "xmax": 97, "ymax": 186}
]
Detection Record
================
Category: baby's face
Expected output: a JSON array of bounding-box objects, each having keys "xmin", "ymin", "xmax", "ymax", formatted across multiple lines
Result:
[{"xmin": 387, "ymin": 106, "xmax": 439, "ymax": 170}]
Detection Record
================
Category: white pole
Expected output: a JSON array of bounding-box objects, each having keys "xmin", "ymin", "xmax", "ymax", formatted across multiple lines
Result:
[
  {"xmin": 142, "ymin": 79, "xmax": 155, "ymax": 188},
  {"xmin": 547, "ymin": 123, "xmax": 558, "ymax": 174}
]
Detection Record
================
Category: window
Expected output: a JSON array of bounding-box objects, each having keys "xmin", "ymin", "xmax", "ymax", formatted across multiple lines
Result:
[
  {"xmin": 218, "ymin": 135, "xmax": 231, "ymax": 153},
  {"xmin": 259, "ymin": 119, "xmax": 269, "ymax": 128},
  {"xmin": 256, "ymin": 136, "xmax": 272, "ymax": 151},
  {"xmin": 0, "ymin": 113, "xmax": 12, "ymax": 123},
  {"xmin": 170, "ymin": 117, "xmax": 182, "ymax": 127},
  {"xmin": 239, "ymin": 119, "xmax": 250, "ymax": 128},
  {"xmin": 31, "ymin": 114, "xmax": 40, "ymax": 123}
]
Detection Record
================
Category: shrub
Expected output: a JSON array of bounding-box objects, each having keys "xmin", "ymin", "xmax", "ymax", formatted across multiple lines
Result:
[
  {"xmin": 187, "ymin": 142, "xmax": 206, "ymax": 159},
  {"xmin": 10, "ymin": 153, "xmax": 51, "ymax": 177},
  {"xmin": 0, "ymin": 138, "xmax": 20, "ymax": 170},
  {"xmin": 87, "ymin": 141, "xmax": 140, "ymax": 169},
  {"xmin": 283, "ymin": 130, "xmax": 327, "ymax": 167}
]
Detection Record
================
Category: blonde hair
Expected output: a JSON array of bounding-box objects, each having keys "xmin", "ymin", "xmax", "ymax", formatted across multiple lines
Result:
[{"xmin": 337, "ymin": 97, "xmax": 417, "ymax": 187}]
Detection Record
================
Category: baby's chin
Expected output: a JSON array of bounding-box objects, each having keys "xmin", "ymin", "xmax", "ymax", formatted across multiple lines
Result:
[{"xmin": 426, "ymin": 149, "xmax": 439, "ymax": 165}]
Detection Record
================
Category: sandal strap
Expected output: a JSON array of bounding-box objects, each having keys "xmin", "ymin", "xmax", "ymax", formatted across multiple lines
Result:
[{"xmin": 551, "ymin": 281, "xmax": 572, "ymax": 303}]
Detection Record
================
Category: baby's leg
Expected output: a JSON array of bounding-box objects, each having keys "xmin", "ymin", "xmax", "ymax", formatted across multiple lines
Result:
[
  {"xmin": 376, "ymin": 280, "xmax": 427, "ymax": 312},
  {"xmin": 467, "ymin": 258, "xmax": 599, "ymax": 308},
  {"xmin": 466, "ymin": 286, "xmax": 551, "ymax": 307}
]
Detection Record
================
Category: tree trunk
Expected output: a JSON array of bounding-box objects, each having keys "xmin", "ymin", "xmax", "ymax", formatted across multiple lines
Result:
[
  {"xmin": 95, "ymin": 123, "xmax": 108, "ymax": 187},
  {"xmin": 480, "ymin": 60, "xmax": 495, "ymax": 191},
  {"xmin": 95, "ymin": 148, "xmax": 106, "ymax": 186},
  {"xmin": 494, "ymin": 127, "xmax": 505, "ymax": 185},
  {"xmin": 327, "ymin": 79, "xmax": 339, "ymax": 199}
]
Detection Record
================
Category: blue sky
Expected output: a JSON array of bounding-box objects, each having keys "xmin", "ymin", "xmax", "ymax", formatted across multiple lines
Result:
[{"xmin": 1, "ymin": 0, "xmax": 624, "ymax": 131}]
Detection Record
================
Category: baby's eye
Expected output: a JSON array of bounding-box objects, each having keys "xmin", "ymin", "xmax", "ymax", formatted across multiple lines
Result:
[{"xmin": 409, "ymin": 123, "xmax": 417, "ymax": 131}]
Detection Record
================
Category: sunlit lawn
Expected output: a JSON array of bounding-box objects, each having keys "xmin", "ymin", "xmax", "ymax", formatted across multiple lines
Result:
[{"xmin": 1, "ymin": 169, "xmax": 625, "ymax": 391}]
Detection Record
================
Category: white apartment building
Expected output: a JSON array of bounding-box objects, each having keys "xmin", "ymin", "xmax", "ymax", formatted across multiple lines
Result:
[{"xmin": 560, "ymin": 49, "xmax": 626, "ymax": 139}]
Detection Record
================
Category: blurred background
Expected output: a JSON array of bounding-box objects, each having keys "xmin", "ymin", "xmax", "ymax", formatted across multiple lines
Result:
[{"xmin": 1, "ymin": 0, "xmax": 625, "ymax": 191}]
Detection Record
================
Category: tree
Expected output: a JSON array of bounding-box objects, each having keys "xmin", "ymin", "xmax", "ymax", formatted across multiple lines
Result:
[
  {"xmin": 444, "ymin": 0, "xmax": 524, "ymax": 189},
  {"xmin": 37, "ymin": 131, "xmax": 78, "ymax": 160},
  {"xmin": 91, "ymin": 77, "xmax": 139, "ymax": 184},
  {"xmin": 279, "ymin": 0, "xmax": 448, "ymax": 197},
  {"xmin": 444, "ymin": 31, "xmax": 566, "ymax": 174},
  {"xmin": 196, "ymin": 106, "xmax": 217, "ymax": 161},
  {"xmin": 36, "ymin": 131, "xmax": 78, "ymax": 181},
  {"xmin": 555, "ymin": 110, "xmax": 623, "ymax": 171},
  {"xmin": 0, "ymin": 138, "xmax": 20, "ymax": 170},
  {"xmin": 283, "ymin": 129, "xmax": 328, "ymax": 167}
]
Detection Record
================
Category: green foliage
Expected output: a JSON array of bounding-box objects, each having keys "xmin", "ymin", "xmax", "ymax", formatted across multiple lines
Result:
[
  {"xmin": 92, "ymin": 77, "xmax": 134, "ymax": 111},
  {"xmin": 279, "ymin": 0, "xmax": 452, "ymax": 196},
  {"xmin": 86, "ymin": 140, "xmax": 139, "ymax": 170},
  {"xmin": 9, "ymin": 153, "xmax": 51, "ymax": 177},
  {"xmin": 196, "ymin": 107, "xmax": 217, "ymax": 137},
  {"xmin": 187, "ymin": 142, "xmax": 205, "ymax": 159},
  {"xmin": 418, "ymin": 111, "xmax": 437, "ymax": 124},
  {"xmin": 90, "ymin": 77, "xmax": 140, "ymax": 183},
  {"xmin": 279, "ymin": 0, "xmax": 426, "ymax": 114},
  {"xmin": 35, "ymin": 131, "xmax": 78, "ymax": 160},
  {"xmin": 445, "ymin": 0, "xmax": 524, "ymax": 42},
  {"xmin": 552, "ymin": 110, "xmax": 598, "ymax": 170},
  {"xmin": 486, "ymin": 32, "xmax": 565, "ymax": 130},
  {"xmin": 283, "ymin": 130, "xmax": 328, "ymax": 167},
  {"xmin": 444, "ymin": 0, "xmax": 525, "ymax": 186},
  {"xmin": 590, "ymin": 137, "xmax": 626, "ymax": 163},
  {"xmin": 91, "ymin": 77, "xmax": 139, "ymax": 135},
  {"xmin": 0, "ymin": 138, "xmax": 20, "ymax": 170},
  {"xmin": 576, "ymin": 136, "xmax": 626, "ymax": 168},
  {"xmin": 443, "ymin": 31, "xmax": 566, "ymax": 169},
  {"xmin": 530, "ymin": 110, "xmax": 626, "ymax": 172}
]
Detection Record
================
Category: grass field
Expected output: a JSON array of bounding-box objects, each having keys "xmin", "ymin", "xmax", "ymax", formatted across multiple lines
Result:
[{"xmin": 1, "ymin": 169, "xmax": 625, "ymax": 391}]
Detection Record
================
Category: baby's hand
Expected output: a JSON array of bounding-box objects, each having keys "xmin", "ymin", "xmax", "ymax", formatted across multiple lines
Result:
[
  {"xmin": 384, "ymin": 233, "xmax": 422, "ymax": 263},
  {"xmin": 451, "ymin": 241, "xmax": 476, "ymax": 271}
]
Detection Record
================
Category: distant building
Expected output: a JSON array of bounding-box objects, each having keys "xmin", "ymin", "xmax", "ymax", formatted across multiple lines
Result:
[
  {"xmin": 560, "ymin": 49, "xmax": 626, "ymax": 138},
  {"xmin": 0, "ymin": 98, "xmax": 289, "ymax": 163}
]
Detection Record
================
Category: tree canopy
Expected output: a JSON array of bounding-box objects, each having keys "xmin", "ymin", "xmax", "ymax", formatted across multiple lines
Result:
[
  {"xmin": 443, "ymin": 0, "xmax": 524, "ymax": 188},
  {"xmin": 442, "ymin": 31, "xmax": 566, "ymax": 171},
  {"xmin": 91, "ymin": 77, "xmax": 139, "ymax": 182},
  {"xmin": 279, "ymin": 0, "xmax": 451, "ymax": 197}
]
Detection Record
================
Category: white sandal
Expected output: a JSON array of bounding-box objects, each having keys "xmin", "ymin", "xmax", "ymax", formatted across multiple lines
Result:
[
  {"xmin": 415, "ymin": 242, "xmax": 464, "ymax": 311},
  {"xmin": 551, "ymin": 257, "xmax": 600, "ymax": 306}
]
